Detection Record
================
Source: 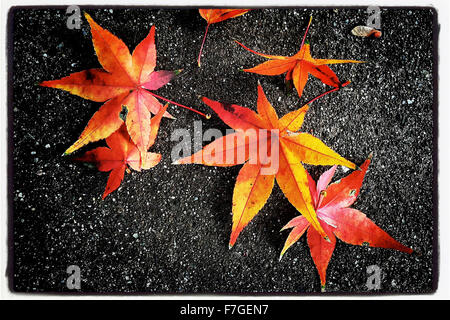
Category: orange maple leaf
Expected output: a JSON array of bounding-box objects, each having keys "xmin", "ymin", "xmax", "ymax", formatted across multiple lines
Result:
[
  {"xmin": 41, "ymin": 13, "xmax": 204, "ymax": 157},
  {"xmin": 75, "ymin": 104, "xmax": 167, "ymax": 199},
  {"xmin": 174, "ymin": 83, "xmax": 356, "ymax": 247},
  {"xmin": 236, "ymin": 17, "xmax": 363, "ymax": 98},
  {"xmin": 280, "ymin": 154, "xmax": 413, "ymax": 290},
  {"xmin": 198, "ymin": 9, "xmax": 250, "ymax": 67}
]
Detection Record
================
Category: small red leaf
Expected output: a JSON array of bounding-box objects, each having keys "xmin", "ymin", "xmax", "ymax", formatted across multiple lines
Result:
[
  {"xmin": 281, "ymin": 154, "xmax": 412, "ymax": 289},
  {"xmin": 237, "ymin": 17, "xmax": 363, "ymax": 98}
]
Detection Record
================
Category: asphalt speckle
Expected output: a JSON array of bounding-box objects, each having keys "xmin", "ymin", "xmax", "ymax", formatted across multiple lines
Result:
[{"xmin": 10, "ymin": 7, "xmax": 436, "ymax": 293}]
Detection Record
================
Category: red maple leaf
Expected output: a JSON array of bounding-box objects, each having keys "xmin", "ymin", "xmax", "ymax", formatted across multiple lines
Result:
[
  {"xmin": 74, "ymin": 104, "xmax": 167, "ymax": 199},
  {"xmin": 197, "ymin": 9, "xmax": 250, "ymax": 67},
  {"xmin": 41, "ymin": 13, "xmax": 205, "ymax": 157},
  {"xmin": 280, "ymin": 154, "xmax": 413, "ymax": 290},
  {"xmin": 175, "ymin": 83, "xmax": 356, "ymax": 247}
]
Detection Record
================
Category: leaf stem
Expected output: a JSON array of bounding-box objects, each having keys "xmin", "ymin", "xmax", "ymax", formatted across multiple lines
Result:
[
  {"xmin": 147, "ymin": 91, "xmax": 208, "ymax": 119},
  {"xmin": 198, "ymin": 23, "xmax": 210, "ymax": 67},
  {"xmin": 303, "ymin": 80, "xmax": 351, "ymax": 106}
]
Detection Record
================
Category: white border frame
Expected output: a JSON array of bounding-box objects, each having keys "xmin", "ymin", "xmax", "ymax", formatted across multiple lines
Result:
[{"xmin": 1, "ymin": 0, "xmax": 447, "ymax": 300}]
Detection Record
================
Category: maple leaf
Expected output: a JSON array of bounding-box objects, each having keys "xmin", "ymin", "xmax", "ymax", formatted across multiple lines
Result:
[
  {"xmin": 174, "ymin": 83, "xmax": 355, "ymax": 247},
  {"xmin": 280, "ymin": 154, "xmax": 413, "ymax": 290},
  {"xmin": 197, "ymin": 9, "xmax": 250, "ymax": 67},
  {"xmin": 41, "ymin": 13, "xmax": 205, "ymax": 157},
  {"xmin": 75, "ymin": 104, "xmax": 167, "ymax": 199},
  {"xmin": 236, "ymin": 17, "xmax": 363, "ymax": 98}
]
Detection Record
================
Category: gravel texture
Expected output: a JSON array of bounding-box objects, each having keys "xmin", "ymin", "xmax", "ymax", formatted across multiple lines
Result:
[{"xmin": 10, "ymin": 7, "xmax": 436, "ymax": 294}]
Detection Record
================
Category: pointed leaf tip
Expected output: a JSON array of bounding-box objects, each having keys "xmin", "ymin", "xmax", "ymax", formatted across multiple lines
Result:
[
  {"xmin": 321, "ymin": 285, "xmax": 326, "ymax": 293},
  {"xmin": 368, "ymin": 152, "xmax": 373, "ymax": 160},
  {"xmin": 84, "ymin": 12, "xmax": 92, "ymax": 21}
]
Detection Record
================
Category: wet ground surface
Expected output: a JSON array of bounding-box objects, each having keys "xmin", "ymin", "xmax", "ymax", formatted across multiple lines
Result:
[{"xmin": 10, "ymin": 7, "xmax": 436, "ymax": 293}]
